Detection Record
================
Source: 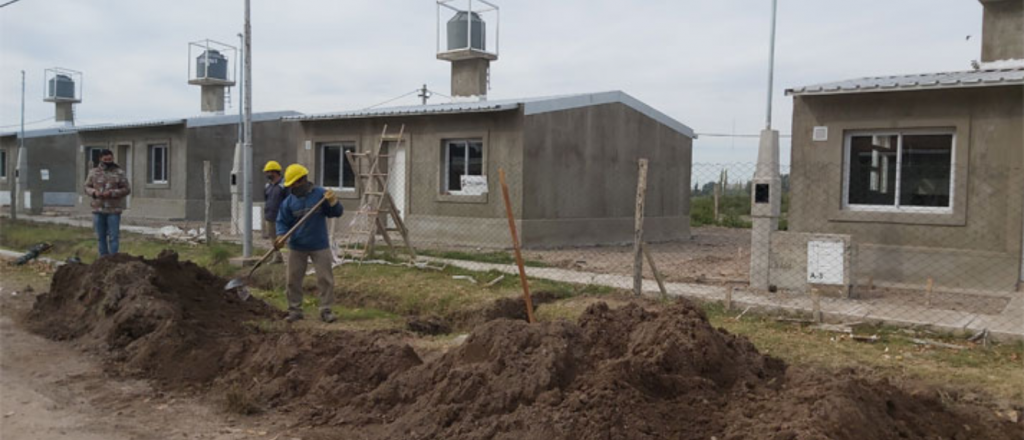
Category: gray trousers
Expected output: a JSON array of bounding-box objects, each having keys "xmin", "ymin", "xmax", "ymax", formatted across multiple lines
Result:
[{"xmin": 286, "ymin": 248, "xmax": 335, "ymax": 313}]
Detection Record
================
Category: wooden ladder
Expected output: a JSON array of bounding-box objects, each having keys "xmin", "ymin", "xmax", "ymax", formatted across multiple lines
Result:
[{"xmin": 342, "ymin": 124, "xmax": 416, "ymax": 260}]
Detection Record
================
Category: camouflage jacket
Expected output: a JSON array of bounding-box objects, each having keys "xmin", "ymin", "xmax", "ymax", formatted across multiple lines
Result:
[{"xmin": 84, "ymin": 164, "xmax": 131, "ymax": 214}]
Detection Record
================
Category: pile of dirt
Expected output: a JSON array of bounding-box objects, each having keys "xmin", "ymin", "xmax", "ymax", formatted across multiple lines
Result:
[
  {"xmin": 341, "ymin": 302, "xmax": 1019, "ymax": 440},
  {"xmin": 26, "ymin": 254, "xmax": 1021, "ymax": 439}
]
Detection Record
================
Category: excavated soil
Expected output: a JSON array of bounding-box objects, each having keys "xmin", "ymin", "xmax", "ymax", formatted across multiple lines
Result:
[{"xmin": 28, "ymin": 253, "xmax": 1023, "ymax": 440}]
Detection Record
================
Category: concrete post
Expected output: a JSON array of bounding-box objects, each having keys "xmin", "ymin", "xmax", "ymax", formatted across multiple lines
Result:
[
  {"xmin": 55, "ymin": 102, "xmax": 74, "ymax": 126},
  {"xmin": 200, "ymin": 86, "xmax": 227, "ymax": 114},
  {"xmin": 749, "ymin": 129, "xmax": 781, "ymax": 290},
  {"xmin": 450, "ymin": 58, "xmax": 489, "ymax": 98}
]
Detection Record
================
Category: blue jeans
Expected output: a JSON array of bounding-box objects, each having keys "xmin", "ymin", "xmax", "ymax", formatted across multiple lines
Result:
[{"xmin": 93, "ymin": 213, "xmax": 121, "ymax": 256}]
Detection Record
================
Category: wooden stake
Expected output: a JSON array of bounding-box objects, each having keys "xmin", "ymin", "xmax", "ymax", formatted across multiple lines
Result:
[
  {"xmin": 633, "ymin": 159, "xmax": 649, "ymax": 296},
  {"xmin": 867, "ymin": 277, "xmax": 874, "ymax": 292},
  {"xmin": 642, "ymin": 243, "xmax": 668, "ymax": 299},
  {"xmin": 811, "ymin": 288, "xmax": 823, "ymax": 323},
  {"xmin": 725, "ymin": 286, "xmax": 734, "ymax": 311},
  {"xmin": 498, "ymin": 168, "xmax": 535, "ymax": 324},
  {"xmin": 204, "ymin": 161, "xmax": 213, "ymax": 246},
  {"xmin": 713, "ymin": 183, "xmax": 720, "ymax": 222},
  {"xmin": 926, "ymin": 278, "xmax": 934, "ymax": 307}
]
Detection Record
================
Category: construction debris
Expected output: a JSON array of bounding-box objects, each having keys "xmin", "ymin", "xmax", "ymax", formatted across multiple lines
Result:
[
  {"xmin": 910, "ymin": 338, "xmax": 967, "ymax": 350},
  {"xmin": 13, "ymin": 243, "xmax": 53, "ymax": 266}
]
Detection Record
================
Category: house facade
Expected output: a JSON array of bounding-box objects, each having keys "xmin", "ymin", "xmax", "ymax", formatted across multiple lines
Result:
[
  {"xmin": 785, "ymin": 0, "xmax": 1024, "ymax": 292},
  {"xmin": 286, "ymin": 91, "xmax": 695, "ymax": 248},
  {"xmin": 0, "ymin": 127, "xmax": 78, "ymax": 213}
]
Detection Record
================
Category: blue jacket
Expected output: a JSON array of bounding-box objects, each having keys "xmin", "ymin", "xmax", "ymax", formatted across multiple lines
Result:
[{"xmin": 276, "ymin": 186, "xmax": 344, "ymax": 251}]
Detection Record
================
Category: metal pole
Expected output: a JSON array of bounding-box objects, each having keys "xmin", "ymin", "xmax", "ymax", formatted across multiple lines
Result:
[
  {"xmin": 12, "ymin": 70, "xmax": 24, "ymax": 219},
  {"xmin": 242, "ymin": 0, "xmax": 254, "ymax": 257},
  {"xmin": 764, "ymin": 0, "xmax": 778, "ymax": 130}
]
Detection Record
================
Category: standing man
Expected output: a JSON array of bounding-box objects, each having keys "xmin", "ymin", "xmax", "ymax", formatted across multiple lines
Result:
[
  {"xmin": 275, "ymin": 164, "xmax": 343, "ymax": 323},
  {"xmin": 262, "ymin": 160, "xmax": 287, "ymax": 263},
  {"xmin": 84, "ymin": 149, "xmax": 131, "ymax": 256}
]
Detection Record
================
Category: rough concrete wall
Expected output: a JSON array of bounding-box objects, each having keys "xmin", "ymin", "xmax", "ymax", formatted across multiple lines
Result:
[
  {"xmin": 520, "ymin": 102, "xmax": 692, "ymax": 247},
  {"xmin": 293, "ymin": 111, "xmax": 524, "ymax": 247},
  {"xmin": 0, "ymin": 134, "xmax": 78, "ymax": 208},
  {"xmin": 183, "ymin": 119, "xmax": 301, "ymax": 220},
  {"xmin": 0, "ymin": 137, "xmax": 15, "ymax": 205},
  {"xmin": 76, "ymin": 125, "xmax": 188, "ymax": 219},
  {"xmin": 789, "ymin": 86, "xmax": 1024, "ymax": 290},
  {"xmin": 981, "ymin": 0, "xmax": 1024, "ymax": 62}
]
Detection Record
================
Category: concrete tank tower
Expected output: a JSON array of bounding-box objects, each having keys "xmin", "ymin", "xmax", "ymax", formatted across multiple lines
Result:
[
  {"xmin": 436, "ymin": 0, "xmax": 500, "ymax": 99},
  {"xmin": 43, "ymin": 68, "xmax": 82, "ymax": 126},
  {"xmin": 188, "ymin": 39, "xmax": 237, "ymax": 115}
]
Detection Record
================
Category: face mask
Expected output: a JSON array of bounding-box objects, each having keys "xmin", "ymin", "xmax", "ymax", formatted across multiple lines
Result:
[
  {"xmin": 266, "ymin": 175, "xmax": 275, "ymax": 181},
  {"xmin": 101, "ymin": 161, "xmax": 113, "ymax": 169},
  {"xmin": 290, "ymin": 182, "xmax": 311, "ymax": 197}
]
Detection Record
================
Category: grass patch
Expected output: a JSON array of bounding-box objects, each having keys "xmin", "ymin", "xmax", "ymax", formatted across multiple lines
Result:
[{"xmin": 0, "ymin": 218, "xmax": 253, "ymax": 277}]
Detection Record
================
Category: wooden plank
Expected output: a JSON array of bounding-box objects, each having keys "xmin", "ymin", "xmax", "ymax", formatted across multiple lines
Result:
[
  {"xmin": 642, "ymin": 243, "xmax": 668, "ymax": 299},
  {"xmin": 633, "ymin": 158, "xmax": 649, "ymax": 296},
  {"xmin": 499, "ymin": 168, "xmax": 535, "ymax": 324},
  {"xmin": 204, "ymin": 161, "xmax": 213, "ymax": 245}
]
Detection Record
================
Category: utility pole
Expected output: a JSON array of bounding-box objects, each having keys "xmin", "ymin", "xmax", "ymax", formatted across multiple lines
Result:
[
  {"xmin": 764, "ymin": 0, "xmax": 778, "ymax": 129},
  {"xmin": 418, "ymin": 84, "xmax": 430, "ymax": 105},
  {"xmin": 242, "ymin": 0, "xmax": 254, "ymax": 257},
  {"xmin": 12, "ymin": 70, "xmax": 24, "ymax": 220}
]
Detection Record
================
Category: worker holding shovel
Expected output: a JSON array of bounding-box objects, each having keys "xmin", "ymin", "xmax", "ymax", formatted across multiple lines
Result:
[{"xmin": 275, "ymin": 164, "xmax": 343, "ymax": 323}]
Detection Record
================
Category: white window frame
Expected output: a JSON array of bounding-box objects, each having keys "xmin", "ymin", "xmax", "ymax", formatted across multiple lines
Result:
[
  {"xmin": 842, "ymin": 129, "xmax": 956, "ymax": 214},
  {"xmin": 148, "ymin": 144, "xmax": 169, "ymax": 184},
  {"xmin": 318, "ymin": 143, "xmax": 356, "ymax": 191},
  {"xmin": 443, "ymin": 139, "xmax": 484, "ymax": 194}
]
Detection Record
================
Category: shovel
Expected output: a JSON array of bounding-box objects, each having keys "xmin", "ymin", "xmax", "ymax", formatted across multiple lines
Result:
[{"xmin": 224, "ymin": 195, "xmax": 330, "ymax": 297}]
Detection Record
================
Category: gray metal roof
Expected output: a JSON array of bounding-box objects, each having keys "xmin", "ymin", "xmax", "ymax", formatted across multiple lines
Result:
[
  {"xmin": 71, "ymin": 110, "xmax": 302, "ymax": 133},
  {"xmin": 0, "ymin": 124, "xmax": 77, "ymax": 139},
  {"xmin": 285, "ymin": 91, "xmax": 696, "ymax": 138},
  {"xmin": 787, "ymin": 67, "xmax": 1024, "ymax": 96},
  {"xmin": 75, "ymin": 118, "xmax": 185, "ymax": 133}
]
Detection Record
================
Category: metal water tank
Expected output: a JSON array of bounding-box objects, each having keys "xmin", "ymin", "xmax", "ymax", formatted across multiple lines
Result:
[
  {"xmin": 196, "ymin": 49, "xmax": 229, "ymax": 80},
  {"xmin": 447, "ymin": 11, "xmax": 485, "ymax": 51},
  {"xmin": 47, "ymin": 74, "xmax": 75, "ymax": 100}
]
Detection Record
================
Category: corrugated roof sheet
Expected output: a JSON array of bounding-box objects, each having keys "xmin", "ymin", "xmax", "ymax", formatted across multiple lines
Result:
[
  {"xmin": 70, "ymin": 110, "xmax": 302, "ymax": 133},
  {"xmin": 286, "ymin": 91, "xmax": 696, "ymax": 138},
  {"xmin": 787, "ymin": 67, "xmax": 1024, "ymax": 96},
  {"xmin": 75, "ymin": 118, "xmax": 186, "ymax": 132},
  {"xmin": 0, "ymin": 124, "xmax": 77, "ymax": 139}
]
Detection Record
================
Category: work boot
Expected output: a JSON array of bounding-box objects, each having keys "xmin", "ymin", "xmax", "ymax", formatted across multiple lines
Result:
[
  {"xmin": 320, "ymin": 309, "xmax": 337, "ymax": 324},
  {"xmin": 285, "ymin": 311, "xmax": 304, "ymax": 323}
]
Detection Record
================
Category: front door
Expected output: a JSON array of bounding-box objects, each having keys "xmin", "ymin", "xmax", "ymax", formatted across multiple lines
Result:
[{"xmin": 117, "ymin": 144, "xmax": 132, "ymax": 209}]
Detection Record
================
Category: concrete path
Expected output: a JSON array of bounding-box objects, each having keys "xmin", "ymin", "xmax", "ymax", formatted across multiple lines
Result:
[{"xmin": 8, "ymin": 214, "xmax": 1022, "ymax": 340}]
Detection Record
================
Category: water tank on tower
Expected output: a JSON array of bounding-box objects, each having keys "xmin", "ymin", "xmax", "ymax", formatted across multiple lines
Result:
[
  {"xmin": 47, "ymin": 74, "xmax": 76, "ymax": 100},
  {"xmin": 447, "ymin": 11, "xmax": 485, "ymax": 51},
  {"xmin": 196, "ymin": 49, "xmax": 229, "ymax": 80}
]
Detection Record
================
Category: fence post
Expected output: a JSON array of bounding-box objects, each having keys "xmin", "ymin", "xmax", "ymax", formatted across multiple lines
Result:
[
  {"xmin": 633, "ymin": 158, "xmax": 649, "ymax": 296},
  {"xmin": 204, "ymin": 161, "xmax": 213, "ymax": 246}
]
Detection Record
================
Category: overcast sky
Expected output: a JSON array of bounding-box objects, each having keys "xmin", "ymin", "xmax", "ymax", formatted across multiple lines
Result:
[{"xmin": 0, "ymin": 0, "xmax": 984, "ymax": 167}]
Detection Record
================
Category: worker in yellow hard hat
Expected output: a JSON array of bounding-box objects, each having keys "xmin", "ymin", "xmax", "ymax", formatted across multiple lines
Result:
[
  {"xmin": 262, "ymin": 160, "xmax": 287, "ymax": 263},
  {"xmin": 275, "ymin": 163, "xmax": 343, "ymax": 323}
]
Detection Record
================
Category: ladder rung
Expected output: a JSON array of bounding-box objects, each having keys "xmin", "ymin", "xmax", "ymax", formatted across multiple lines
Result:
[
  {"xmin": 364, "ymin": 191, "xmax": 384, "ymax": 196},
  {"xmin": 381, "ymin": 136, "xmax": 403, "ymax": 141}
]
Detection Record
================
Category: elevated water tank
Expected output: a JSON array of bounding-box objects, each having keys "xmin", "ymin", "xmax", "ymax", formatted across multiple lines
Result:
[
  {"xmin": 447, "ymin": 11, "xmax": 485, "ymax": 51},
  {"xmin": 196, "ymin": 49, "xmax": 229, "ymax": 80},
  {"xmin": 47, "ymin": 74, "xmax": 75, "ymax": 100}
]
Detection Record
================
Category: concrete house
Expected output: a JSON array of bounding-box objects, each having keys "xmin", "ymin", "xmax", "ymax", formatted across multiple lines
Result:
[
  {"xmin": 785, "ymin": 0, "xmax": 1024, "ymax": 292},
  {"xmin": 0, "ymin": 126, "xmax": 79, "ymax": 213},
  {"xmin": 286, "ymin": 91, "xmax": 695, "ymax": 248},
  {"xmin": 73, "ymin": 111, "xmax": 302, "ymax": 221}
]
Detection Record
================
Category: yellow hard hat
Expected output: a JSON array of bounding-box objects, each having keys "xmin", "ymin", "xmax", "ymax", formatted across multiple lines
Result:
[
  {"xmin": 263, "ymin": 160, "xmax": 282, "ymax": 173},
  {"xmin": 283, "ymin": 164, "xmax": 309, "ymax": 187}
]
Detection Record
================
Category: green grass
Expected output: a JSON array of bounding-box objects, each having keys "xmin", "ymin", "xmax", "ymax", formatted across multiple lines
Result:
[
  {"xmin": 0, "ymin": 218, "xmax": 256, "ymax": 277},
  {"xmin": 690, "ymin": 194, "xmax": 790, "ymax": 230}
]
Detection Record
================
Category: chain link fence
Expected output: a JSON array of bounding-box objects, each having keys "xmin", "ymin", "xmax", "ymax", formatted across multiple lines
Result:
[{"xmin": 328, "ymin": 160, "xmax": 1023, "ymax": 340}]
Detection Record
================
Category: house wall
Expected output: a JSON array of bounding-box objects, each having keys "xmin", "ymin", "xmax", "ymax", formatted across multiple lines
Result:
[
  {"xmin": 521, "ymin": 102, "xmax": 693, "ymax": 247},
  {"xmin": 789, "ymin": 86, "xmax": 1024, "ymax": 291},
  {"xmin": 76, "ymin": 125, "xmax": 189, "ymax": 219},
  {"xmin": 981, "ymin": 0, "xmax": 1024, "ymax": 62},
  {"xmin": 0, "ymin": 133, "xmax": 78, "ymax": 212},
  {"xmin": 294, "ymin": 111, "xmax": 524, "ymax": 247},
  {"xmin": 184, "ymin": 119, "xmax": 301, "ymax": 220}
]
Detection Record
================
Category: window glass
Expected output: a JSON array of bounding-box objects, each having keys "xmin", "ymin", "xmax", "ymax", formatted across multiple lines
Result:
[
  {"xmin": 447, "ymin": 141, "xmax": 467, "ymax": 191},
  {"xmin": 467, "ymin": 141, "xmax": 483, "ymax": 176},
  {"xmin": 848, "ymin": 135, "xmax": 898, "ymax": 206},
  {"xmin": 149, "ymin": 145, "xmax": 167, "ymax": 183},
  {"xmin": 342, "ymin": 145, "xmax": 356, "ymax": 189},
  {"xmin": 322, "ymin": 145, "xmax": 341, "ymax": 188},
  {"xmin": 0, "ymin": 150, "xmax": 6, "ymax": 178},
  {"xmin": 900, "ymin": 134, "xmax": 953, "ymax": 208}
]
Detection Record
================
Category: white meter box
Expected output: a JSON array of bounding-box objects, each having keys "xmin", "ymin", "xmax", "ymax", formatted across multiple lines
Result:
[{"xmin": 807, "ymin": 240, "xmax": 844, "ymax": 285}]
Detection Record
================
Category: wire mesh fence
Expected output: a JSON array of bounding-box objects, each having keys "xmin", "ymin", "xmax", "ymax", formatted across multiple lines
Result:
[{"xmin": 327, "ymin": 160, "xmax": 1023, "ymax": 340}]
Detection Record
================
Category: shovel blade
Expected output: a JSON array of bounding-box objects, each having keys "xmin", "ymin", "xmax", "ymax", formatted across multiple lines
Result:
[{"xmin": 224, "ymin": 277, "xmax": 247, "ymax": 291}]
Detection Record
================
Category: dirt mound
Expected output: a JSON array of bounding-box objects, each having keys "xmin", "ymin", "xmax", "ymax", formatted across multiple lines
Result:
[
  {"xmin": 26, "ymin": 255, "xmax": 1021, "ymax": 439},
  {"xmin": 339, "ymin": 302, "xmax": 1018, "ymax": 440}
]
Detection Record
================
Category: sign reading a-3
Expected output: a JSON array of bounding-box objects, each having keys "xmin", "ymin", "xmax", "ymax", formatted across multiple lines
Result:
[{"xmin": 807, "ymin": 240, "xmax": 844, "ymax": 285}]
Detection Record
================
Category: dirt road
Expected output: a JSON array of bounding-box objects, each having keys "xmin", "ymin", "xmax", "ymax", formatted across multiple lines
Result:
[{"xmin": 0, "ymin": 266, "xmax": 289, "ymax": 440}]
